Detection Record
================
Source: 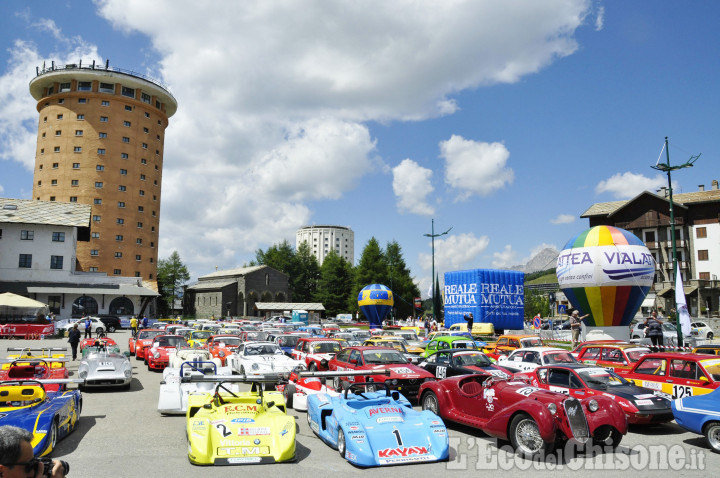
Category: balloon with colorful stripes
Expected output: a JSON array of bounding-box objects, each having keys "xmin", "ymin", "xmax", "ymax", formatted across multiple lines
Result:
[
  {"xmin": 358, "ymin": 284, "xmax": 394, "ymax": 329},
  {"xmin": 556, "ymin": 225, "xmax": 655, "ymax": 327}
]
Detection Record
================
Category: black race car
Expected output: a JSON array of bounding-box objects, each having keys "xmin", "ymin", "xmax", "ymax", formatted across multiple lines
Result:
[{"xmin": 418, "ymin": 348, "xmax": 514, "ymax": 380}]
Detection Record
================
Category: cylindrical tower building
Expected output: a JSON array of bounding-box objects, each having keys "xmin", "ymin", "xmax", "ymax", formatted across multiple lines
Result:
[{"xmin": 29, "ymin": 61, "xmax": 177, "ymax": 281}]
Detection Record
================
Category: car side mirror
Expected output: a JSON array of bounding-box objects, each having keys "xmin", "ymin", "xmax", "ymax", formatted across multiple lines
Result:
[{"xmin": 699, "ymin": 376, "xmax": 709, "ymax": 383}]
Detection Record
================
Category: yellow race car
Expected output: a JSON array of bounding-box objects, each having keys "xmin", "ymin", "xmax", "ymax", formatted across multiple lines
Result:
[
  {"xmin": 187, "ymin": 330, "xmax": 213, "ymax": 348},
  {"xmin": 186, "ymin": 374, "xmax": 296, "ymax": 465}
]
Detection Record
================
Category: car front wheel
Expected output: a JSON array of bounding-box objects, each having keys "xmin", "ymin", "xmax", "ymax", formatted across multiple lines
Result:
[
  {"xmin": 337, "ymin": 428, "xmax": 346, "ymax": 458},
  {"xmin": 108, "ymin": 325, "xmax": 116, "ymax": 333},
  {"xmin": 96, "ymin": 327, "xmax": 104, "ymax": 335},
  {"xmin": 708, "ymin": 332, "xmax": 714, "ymax": 340},
  {"xmin": 509, "ymin": 413, "xmax": 549, "ymax": 458},
  {"xmin": 421, "ymin": 391, "xmax": 440, "ymax": 416},
  {"xmin": 592, "ymin": 425, "xmax": 622, "ymax": 449},
  {"xmin": 704, "ymin": 422, "xmax": 720, "ymax": 452}
]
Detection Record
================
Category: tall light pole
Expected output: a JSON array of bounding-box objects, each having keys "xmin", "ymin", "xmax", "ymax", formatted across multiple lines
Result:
[
  {"xmin": 424, "ymin": 219, "xmax": 452, "ymax": 321},
  {"xmin": 651, "ymin": 136, "xmax": 700, "ymax": 347}
]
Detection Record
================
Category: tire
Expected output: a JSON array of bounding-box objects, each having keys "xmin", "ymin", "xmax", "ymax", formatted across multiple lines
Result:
[
  {"xmin": 704, "ymin": 422, "xmax": 720, "ymax": 452},
  {"xmin": 333, "ymin": 376, "xmax": 341, "ymax": 391},
  {"xmin": 337, "ymin": 428, "xmax": 346, "ymax": 458},
  {"xmin": 509, "ymin": 413, "xmax": 549, "ymax": 459},
  {"xmin": 96, "ymin": 327, "xmax": 104, "ymax": 335},
  {"xmin": 309, "ymin": 362, "xmax": 317, "ymax": 371},
  {"xmin": 306, "ymin": 408, "xmax": 313, "ymax": 427},
  {"xmin": 108, "ymin": 325, "xmax": 116, "ymax": 333},
  {"xmin": 708, "ymin": 332, "xmax": 714, "ymax": 340},
  {"xmin": 632, "ymin": 335, "xmax": 640, "ymax": 340},
  {"xmin": 48, "ymin": 420, "xmax": 58, "ymax": 452},
  {"xmin": 421, "ymin": 391, "xmax": 440, "ymax": 416},
  {"xmin": 365, "ymin": 382, "xmax": 376, "ymax": 393},
  {"xmin": 239, "ymin": 366, "xmax": 245, "ymax": 376},
  {"xmin": 284, "ymin": 383, "xmax": 295, "ymax": 409},
  {"xmin": 592, "ymin": 425, "xmax": 622, "ymax": 449}
]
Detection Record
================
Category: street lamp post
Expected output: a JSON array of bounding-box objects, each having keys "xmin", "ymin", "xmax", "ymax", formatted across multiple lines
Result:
[
  {"xmin": 424, "ymin": 219, "xmax": 452, "ymax": 323},
  {"xmin": 651, "ymin": 136, "xmax": 700, "ymax": 347}
]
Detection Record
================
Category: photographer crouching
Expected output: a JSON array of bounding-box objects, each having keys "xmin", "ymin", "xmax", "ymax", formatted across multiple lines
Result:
[{"xmin": 0, "ymin": 426, "xmax": 68, "ymax": 478}]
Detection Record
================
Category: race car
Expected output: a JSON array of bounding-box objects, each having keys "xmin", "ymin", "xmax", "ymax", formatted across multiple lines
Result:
[
  {"xmin": 5, "ymin": 347, "xmax": 68, "ymax": 372},
  {"xmin": 616, "ymin": 352, "xmax": 720, "ymax": 399},
  {"xmin": 167, "ymin": 348, "xmax": 222, "ymax": 369},
  {"xmin": 280, "ymin": 369, "xmax": 388, "ymax": 412},
  {"xmin": 185, "ymin": 374, "xmax": 296, "ymax": 465},
  {"xmin": 207, "ymin": 334, "xmax": 243, "ymax": 365},
  {"xmin": 158, "ymin": 360, "xmax": 236, "ymax": 414},
  {"xmin": 226, "ymin": 342, "xmax": 304, "ymax": 377},
  {"xmin": 146, "ymin": 335, "xmax": 189, "ymax": 371},
  {"xmin": 291, "ymin": 338, "xmax": 343, "ymax": 371},
  {"xmin": 418, "ymin": 349, "xmax": 513, "ymax": 379},
  {"xmin": 306, "ymin": 381, "xmax": 449, "ymax": 467},
  {"xmin": 187, "ymin": 330, "xmax": 213, "ymax": 348},
  {"xmin": 0, "ymin": 380, "xmax": 82, "ymax": 456},
  {"xmin": 128, "ymin": 329, "xmax": 164, "ymax": 357},
  {"xmin": 0, "ymin": 359, "xmax": 68, "ymax": 392},
  {"xmin": 423, "ymin": 336, "xmax": 478, "ymax": 358},
  {"xmin": 364, "ymin": 337, "xmax": 425, "ymax": 356},
  {"xmin": 77, "ymin": 342, "xmax": 133, "ymax": 389},
  {"xmin": 484, "ymin": 334, "xmax": 544, "ymax": 360},
  {"xmin": 496, "ymin": 347, "xmax": 578, "ymax": 373},
  {"xmin": 327, "ymin": 346, "xmax": 435, "ymax": 399},
  {"xmin": 672, "ymin": 387, "xmax": 720, "ymax": 452},
  {"xmin": 515, "ymin": 364, "xmax": 673, "ymax": 424},
  {"xmin": 572, "ymin": 342, "xmax": 650, "ymax": 372},
  {"xmin": 418, "ymin": 373, "xmax": 628, "ymax": 458},
  {"xmin": 79, "ymin": 336, "xmax": 118, "ymax": 352}
]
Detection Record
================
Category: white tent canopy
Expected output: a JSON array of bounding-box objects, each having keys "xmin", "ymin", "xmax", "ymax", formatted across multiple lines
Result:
[{"xmin": 0, "ymin": 292, "xmax": 47, "ymax": 308}]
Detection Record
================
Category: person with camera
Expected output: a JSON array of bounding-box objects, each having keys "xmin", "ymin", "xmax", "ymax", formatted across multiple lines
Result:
[{"xmin": 0, "ymin": 425, "xmax": 68, "ymax": 478}]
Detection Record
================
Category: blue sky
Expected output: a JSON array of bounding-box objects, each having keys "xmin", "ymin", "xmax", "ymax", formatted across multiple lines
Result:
[{"xmin": 1, "ymin": 1, "xmax": 718, "ymax": 296}]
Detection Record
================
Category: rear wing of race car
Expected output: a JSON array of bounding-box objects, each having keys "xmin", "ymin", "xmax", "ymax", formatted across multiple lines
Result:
[
  {"xmin": 0, "ymin": 358, "xmax": 69, "ymax": 364},
  {"xmin": 7, "ymin": 347, "xmax": 68, "ymax": 352},
  {"xmin": 296, "ymin": 370, "xmax": 391, "ymax": 379}
]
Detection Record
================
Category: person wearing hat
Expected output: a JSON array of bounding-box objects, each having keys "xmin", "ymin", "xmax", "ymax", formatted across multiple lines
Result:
[{"xmin": 570, "ymin": 310, "xmax": 589, "ymax": 346}]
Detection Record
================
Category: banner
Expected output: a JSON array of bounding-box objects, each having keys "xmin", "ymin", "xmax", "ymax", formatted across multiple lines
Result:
[
  {"xmin": 675, "ymin": 264, "xmax": 692, "ymax": 336},
  {"xmin": 443, "ymin": 269, "xmax": 525, "ymax": 330}
]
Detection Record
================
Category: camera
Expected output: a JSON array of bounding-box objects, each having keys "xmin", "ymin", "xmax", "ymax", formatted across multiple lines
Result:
[{"xmin": 39, "ymin": 458, "xmax": 70, "ymax": 477}]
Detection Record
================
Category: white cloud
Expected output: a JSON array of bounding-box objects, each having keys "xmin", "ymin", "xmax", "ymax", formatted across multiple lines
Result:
[
  {"xmin": 418, "ymin": 232, "xmax": 490, "ymax": 295},
  {"xmin": 595, "ymin": 6, "xmax": 605, "ymax": 31},
  {"xmin": 551, "ymin": 214, "xmax": 576, "ymax": 224},
  {"xmin": 440, "ymin": 135, "xmax": 514, "ymax": 201},
  {"xmin": 492, "ymin": 244, "xmax": 518, "ymax": 268},
  {"xmin": 0, "ymin": 184, "xmax": 4, "ymax": 194},
  {"xmin": 595, "ymin": 172, "xmax": 667, "ymax": 199},
  {"xmin": 392, "ymin": 159, "xmax": 435, "ymax": 215},
  {"xmin": 1, "ymin": 1, "xmax": 595, "ymax": 278}
]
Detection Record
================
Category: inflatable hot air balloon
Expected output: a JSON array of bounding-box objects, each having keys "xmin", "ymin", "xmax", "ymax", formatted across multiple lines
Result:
[
  {"xmin": 358, "ymin": 284, "xmax": 394, "ymax": 329},
  {"xmin": 557, "ymin": 225, "xmax": 654, "ymax": 327}
]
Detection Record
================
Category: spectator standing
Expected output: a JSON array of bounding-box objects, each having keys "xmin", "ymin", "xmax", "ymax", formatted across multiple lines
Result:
[
  {"xmin": 67, "ymin": 324, "xmax": 81, "ymax": 360},
  {"xmin": 130, "ymin": 316, "xmax": 138, "ymax": 337},
  {"xmin": 570, "ymin": 310, "xmax": 589, "ymax": 346},
  {"xmin": 645, "ymin": 311, "xmax": 664, "ymax": 347},
  {"xmin": 83, "ymin": 315, "xmax": 92, "ymax": 339},
  {"xmin": 464, "ymin": 312, "xmax": 474, "ymax": 335},
  {"xmin": 142, "ymin": 315, "xmax": 149, "ymax": 329},
  {"xmin": 424, "ymin": 317, "xmax": 430, "ymax": 337}
]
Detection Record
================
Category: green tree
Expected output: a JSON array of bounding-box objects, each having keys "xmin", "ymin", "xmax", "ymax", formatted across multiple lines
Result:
[
  {"xmin": 385, "ymin": 241, "xmax": 420, "ymax": 320},
  {"xmin": 524, "ymin": 289, "xmax": 550, "ymax": 319},
  {"xmin": 157, "ymin": 251, "xmax": 190, "ymax": 314},
  {"xmin": 315, "ymin": 250, "xmax": 354, "ymax": 316},
  {"xmin": 254, "ymin": 240, "xmax": 296, "ymax": 274},
  {"xmin": 292, "ymin": 241, "xmax": 321, "ymax": 302}
]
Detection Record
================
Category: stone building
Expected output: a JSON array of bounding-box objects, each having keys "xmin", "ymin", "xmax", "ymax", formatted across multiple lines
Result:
[{"xmin": 185, "ymin": 265, "xmax": 290, "ymax": 318}]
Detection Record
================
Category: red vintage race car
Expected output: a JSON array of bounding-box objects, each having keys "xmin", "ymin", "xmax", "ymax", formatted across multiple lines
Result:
[
  {"xmin": 206, "ymin": 334, "xmax": 243, "ymax": 365},
  {"xmin": 572, "ymin": 342, "xmax": 650, "ymax": 372},
  {"xmin": 146, "ymin": 335, "xmax": 189, "ymax": 371},
  {"xmin": 0, "ymin": 359, "xmax": 69, "ymax": 392},
  {"xmin": 129, "ymin": 329, "xmax": 164, "ymax": 360},
  {"xmin": 79, "ymin": 336, "xmax": 118, "ymax": 352},
  {"xmin": 291, "ymin": 338, "xmax": 343, "ymax": 371},
  {"xmin": 327, "ymin": 346, "xmax": 434, "ymax": 399},
  {"xmin": 418, "ymin": 373, "xmax": 628, "ymax": 458},
  {"xmin": 515, "ymin": 364, "xmax": 673, "ymax": 424}
]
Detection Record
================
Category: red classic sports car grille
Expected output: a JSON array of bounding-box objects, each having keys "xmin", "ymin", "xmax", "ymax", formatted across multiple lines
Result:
[{"xmin": 563, "ymin": 398, "xmax": 589, "ymax": 442}]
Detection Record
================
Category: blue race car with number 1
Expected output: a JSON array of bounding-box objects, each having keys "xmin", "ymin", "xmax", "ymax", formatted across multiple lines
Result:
[{"xmin": 306, "ymin": 382, "xmax": 449, "ymax": 467}]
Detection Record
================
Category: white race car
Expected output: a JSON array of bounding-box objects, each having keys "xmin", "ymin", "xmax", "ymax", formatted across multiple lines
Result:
[
  {"xmin": 496, "ymin": 346, "xmax": 578, "ymax": 372},
  {"xmin": 226, "ymin": 341, "xmax": 304, "ymax": 376},
  {"xmin": 157, "ymin": 351, "xmax": 233, "ymax": 415}
]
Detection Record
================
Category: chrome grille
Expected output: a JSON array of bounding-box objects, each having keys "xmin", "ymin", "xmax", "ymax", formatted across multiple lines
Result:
[{"xmin": 563, "ymin": 398, "xmax": 589, "ymax": 442}]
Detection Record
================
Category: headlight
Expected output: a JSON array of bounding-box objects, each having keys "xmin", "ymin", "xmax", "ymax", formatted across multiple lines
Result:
[
  {"xmin": 218, "ymin": 351, "xmax": 225, "ymax": 357},
  {"xmin": 391, "ymin": 379, "xmax": 398, "ymax": 385},
  {"xmin": 124, "ymin": 369, "xmax": 132, "ymax": 378},
  {"xmin": 79, "ymin": 370, "xmax": 87, "ymax": 379},
  {"xmin": 252, "ymin": 363, "xmax": 259, "ymax": 370},
  {"xmin": 588, "ymin": 399, "xmax": 599, "ymax": 412},
  {"xmin": 546, "ymin": 403, "xmax": 557, "ymax": 415}
]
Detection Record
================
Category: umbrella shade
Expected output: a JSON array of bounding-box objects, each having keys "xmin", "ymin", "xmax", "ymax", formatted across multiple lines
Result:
[{"xmin": 0, "ymin": 292, "xmax": 48, "ymax": 308}]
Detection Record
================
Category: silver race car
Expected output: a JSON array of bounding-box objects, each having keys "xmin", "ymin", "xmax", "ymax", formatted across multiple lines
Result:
[{"xmin": 77, "ymin": 343, "xmax": 133, "ymax": 389}]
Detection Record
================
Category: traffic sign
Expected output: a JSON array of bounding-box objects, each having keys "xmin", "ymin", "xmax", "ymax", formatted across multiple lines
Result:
[
  {"xmin": 558, "ymin": 304, "xmax": 567, "ymax": 314},
  {"xmin": 533, "ymin": 316, "xmax": 541, "ymax": 329}
]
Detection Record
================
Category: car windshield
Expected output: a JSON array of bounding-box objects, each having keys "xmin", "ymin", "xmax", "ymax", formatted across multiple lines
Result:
[
  {"xmin": 137, "ymin": 330, "xmax": 163, "ymax": 340},
  {"xmin": 156, "ymin": 336, "xmax": 187, "ymax": 347},
  {"xmin": 397, "ymin": 332, "xmax": 419, "ymax": 341},
  {"xmin": 700, "ymin": 359, "xmax": 720, "ymax": 380},
  {"xmin": 246, "ymin": 332, "xmax": 268, "ymax": 341},
  {"xmin": 625, "ymin": 348, "xmax": 650, "ymax": 362},
  {"xmin": 662, "ymin": 323, "xmax": 677, "ymax": 332},
  {"xmin": 521, "ymin": 338, "xmax": 543, "ymax": 347},
  {"xmin": 453, "ymin": 352, "xmax": 492, "ymax": 367},
  {"xmin": 543, "ymin": 352, "xmax": 577, "ymax": 364},
  {"xmin": 353, "ymin": 331, "xmax": 371, "ymax": 339},
  {"xmin": 192, "ymin": 331, "xmax": 212, "ymax": 339},
  {"xmin": 311, "ymin": 342, "xmax": 342, "ymax": 353},
  {"xmin": 578, "ymin": 369, "xmax": 629, "ymax": 389},
  {"xmin": 363, "ymin": 350, "xmax": 407, "ymax": 364},
  {"xmin": 245, "ymin": 344, "xmax": 282, "ymax": 355},
  {"xmin": 215, "ymin": 337, "xmax": 242, "ymax": 347},
  {"xmin": 276, "ymin": 335, "xmax": 300, "ymax": 347}
]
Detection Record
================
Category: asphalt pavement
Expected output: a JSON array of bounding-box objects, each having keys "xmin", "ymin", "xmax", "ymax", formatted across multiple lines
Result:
[{"xmin": 3, "ymin": 330, "xmax": 717, "ymax": 478}]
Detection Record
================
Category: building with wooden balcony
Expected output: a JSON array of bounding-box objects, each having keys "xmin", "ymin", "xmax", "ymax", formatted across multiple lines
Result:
[{"xmin": 582, "ymin": 180, "xmax": 720, "ymax": 318}]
